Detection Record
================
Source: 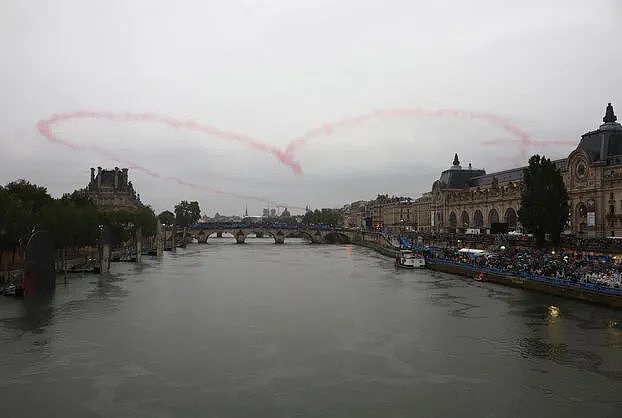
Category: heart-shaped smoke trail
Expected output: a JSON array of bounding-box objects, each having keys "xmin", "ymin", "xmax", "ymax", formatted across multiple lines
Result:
[{"xmin": 36, "ymin": 107, "xmax": 573, "ymax": 207}]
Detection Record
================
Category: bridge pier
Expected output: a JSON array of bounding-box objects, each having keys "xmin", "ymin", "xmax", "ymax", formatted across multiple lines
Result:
[
  {"xmin": 156, "ymin": 223, "xmax": 164, "ymax": 256},
  {"xmin": 136, "ymin": 226, "xmax": 142, "ymax": 264},
  {"xmin": 235, "ymin": 230, "xmax": 246, "ymax": 244},
  {"xmin": 274, "ymin": 231, "xmax": 285, "ymax": 244},
  {"xmin": 99, "ymin": 227, "xmax": 111, "ymax": 273}
]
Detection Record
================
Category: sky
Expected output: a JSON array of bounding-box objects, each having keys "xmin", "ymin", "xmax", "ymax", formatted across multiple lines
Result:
[{"xmin": 1, "ymin": 0, "xmax": 621, "ymax": 216}]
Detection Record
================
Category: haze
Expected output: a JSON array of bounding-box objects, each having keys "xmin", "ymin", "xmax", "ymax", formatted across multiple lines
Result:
[{"xmin": 1, "ymin": 0, "xmax": 621, "ymax": 215}]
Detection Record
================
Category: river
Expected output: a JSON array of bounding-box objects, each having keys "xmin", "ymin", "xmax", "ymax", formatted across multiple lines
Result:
[{"xmin": 1, "ymin": 238, "xmax": 621, "ymax": 417}]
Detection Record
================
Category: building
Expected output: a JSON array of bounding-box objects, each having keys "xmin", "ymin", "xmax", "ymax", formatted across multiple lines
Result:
[
  {"xmin": 345, "ymin": 103, "xmax": 622, "ymax": 238},
  {"xmin": 427, "ymin": 103, "xmax": 622, "ymax": 238},
  {"xmin": 86, "ymin": 167, "xmax": 141, "ymax": 211}
]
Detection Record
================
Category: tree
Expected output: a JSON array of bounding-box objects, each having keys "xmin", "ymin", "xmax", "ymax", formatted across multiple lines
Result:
[
  {"xmin": 518, "ymin": 155, "xmax": 569, "ymax": 247},
  {"xmin": 100, "ymin": 206, "xmax": 158, "ymax": 246},
  {"xmin": 302, "ymin": 208, "xmax": 343, "ymax": 226},
  {"xmin": 158, "ymin": 210, "xmax": 175, "ymax": 226},
  {"xmin": 1, "ymin": 180, "xmax": 53, "ymax": 247},
  {"xmin": 174, "ymin": 201, "xmax": 201, "ymax": 227},
  {"xmin": 134, "ymin": 205, "xmax": 158, "ymax": 236},
  {"xmin": 0, "ymin": 186, "xmax": 24, "ymax": 251}
]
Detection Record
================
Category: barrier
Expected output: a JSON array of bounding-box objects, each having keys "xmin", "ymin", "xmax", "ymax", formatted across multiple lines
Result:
[{"xmin": 428, "ymin": 258, "xmax": 622, "ymax": 297}]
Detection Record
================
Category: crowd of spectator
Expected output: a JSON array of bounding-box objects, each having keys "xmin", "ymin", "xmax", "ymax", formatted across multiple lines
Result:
[
  {"xmin": 430, "ymin": 246, "xmax": 622, "ymax": 290},
  {"xmin": 402, "ymin": 231, "xmax": 622, "ymax": 253}
]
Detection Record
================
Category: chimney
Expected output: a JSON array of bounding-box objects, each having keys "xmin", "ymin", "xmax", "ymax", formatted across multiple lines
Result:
[
  {"xmin": 90, "ymin": 167, "xmax": 95, "ymax": 184},
  {"xmin": 114, "ymin": 167, "xmax": 119, "ymax": 190},
  {"xmin": 122, "ymin": 168, "xmax": 128, "ymax": 190},
  {"xmin": 97, "ymin": 167, "xmax": 102, "ymax": 189}
]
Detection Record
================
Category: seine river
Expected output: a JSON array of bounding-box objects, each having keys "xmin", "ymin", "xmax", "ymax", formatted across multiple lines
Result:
[{"xmin": 1, "ymin": 238, "xmax": 622, "ymax": 417}]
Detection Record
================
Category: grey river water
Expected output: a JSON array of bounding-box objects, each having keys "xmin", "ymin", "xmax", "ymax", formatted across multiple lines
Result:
[{"xmin": 1, "ymin": 238, "xmax": 622, "ymax": 417}]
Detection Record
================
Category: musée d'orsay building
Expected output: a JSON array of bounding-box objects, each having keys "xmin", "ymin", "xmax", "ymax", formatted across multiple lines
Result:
[{"xmin": 346, "ymin": 103, "xmax": 622, "ymax": 239}]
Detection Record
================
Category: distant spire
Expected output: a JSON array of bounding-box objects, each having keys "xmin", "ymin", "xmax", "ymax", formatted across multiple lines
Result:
[
  {"xmin": 244, "ymin": 205, "xmax": 248, "ymax": 217},
  {"xmin": 604, "ymin": 102, "xmax": 617, "ymax": 123},
  {"xmin": 453, "ymin": 153, "xmax": 460, "ymax": 166}
]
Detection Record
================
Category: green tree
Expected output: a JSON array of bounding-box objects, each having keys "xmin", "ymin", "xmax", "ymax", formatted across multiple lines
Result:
[
  {"xmin": 518, "ymin": 155, "xmax": 569, "ymax": 247},
  {"xmin": 174, "ymin": 201, "xmax": 201, "ymax": 227},
  {"xmin": 2, "ymin": 180, "xmax": 53, "ymax": 246},
  {"xmin": 134, "ymin": 205, "xmax": 158, "ymax": 236},
  {"xmin": 158, "ymin": 210, "xmax": 175, "ymax": 226},
  {"xmin": 302, "ymin": 208, "xmax": 343, "ymax": 226},
  {"xmin": 100, "ymin": 206, "xmax": 157, "ymax": 245},
  {"xmin": 0, "ymin": 186, "xmax": 25, "ymax": 251}
]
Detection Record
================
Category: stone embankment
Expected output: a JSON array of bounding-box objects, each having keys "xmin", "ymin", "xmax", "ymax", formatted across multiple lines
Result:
[{"xmin": 351, "ymin": 233, "xmax": 622, "ymax": 309}]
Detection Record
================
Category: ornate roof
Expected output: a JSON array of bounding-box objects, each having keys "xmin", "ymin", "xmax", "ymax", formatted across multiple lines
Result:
[{"xmin": 577, "ymin": 103, "xmax": 622, "ymax": 164}]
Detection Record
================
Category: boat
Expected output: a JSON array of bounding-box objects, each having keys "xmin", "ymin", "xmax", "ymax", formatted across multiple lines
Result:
[
  {"xmin": 395, "ymin": 250, "xmax": 426, "ymax": 269},
  {"xmin": 3, "ymin": 284, "xmax": 16, "ymax": 296}
]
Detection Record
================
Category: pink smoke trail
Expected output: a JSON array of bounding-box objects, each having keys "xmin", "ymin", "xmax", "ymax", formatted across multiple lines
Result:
[
  {"xmin": 283, "ymin": 108, "xmax": 570, "ymax": 158},
  {"xmin": 37, "ymin": 111, "xmax": 302, "ymax": 174},
  {"xmin": 481, "ymin": 139, "xmax": 576, "ymax": 146},
  {"xmin": 36, "ymin": 119, "xmax": 305, "ymax": 209}
]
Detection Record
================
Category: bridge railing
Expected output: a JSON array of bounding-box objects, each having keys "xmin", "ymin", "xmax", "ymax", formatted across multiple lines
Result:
[{"xmin": 189, "ymin": 222, "xmax": 343, "ymax": 231}]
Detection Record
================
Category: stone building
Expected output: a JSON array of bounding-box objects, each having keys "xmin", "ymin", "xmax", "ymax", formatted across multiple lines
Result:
[
  {"xmin": 345, "ymin": 103, "xmax": 622, "ymax": 238},
  {"xmin": 428, "ymin": 103, "xmax": 622, "ymax": 238},
  {"xmin": 86, "ymin": 167, "xmax": 141, "ymax": 211}
]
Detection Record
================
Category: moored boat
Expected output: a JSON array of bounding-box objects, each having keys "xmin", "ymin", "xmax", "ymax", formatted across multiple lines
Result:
[{"xmin": 395, "ymin": 250, "xmax": 426, "ymax": 269}]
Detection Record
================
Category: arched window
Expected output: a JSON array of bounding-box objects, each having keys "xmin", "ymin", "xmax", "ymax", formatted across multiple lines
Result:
[
  {"xmin": 504, "ymin": 208, "xmax": 518, "ymax": 229},
  {"xmin": 488, "ymin": 208, "xmax": 499, "ymax": 225},
  {"xmin": 473, "ymin": 210, "xmax": 484, "ymax": 228},
  {"xmin": 461, "ymin": 211, "xmax": 469, "ymax": 228},
  {"xmin": 449, "ymin": 212, "xmax": 457, "ymax": 228}
]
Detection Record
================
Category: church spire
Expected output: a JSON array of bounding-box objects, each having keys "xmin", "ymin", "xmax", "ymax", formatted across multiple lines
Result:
[
  {"xmin": 604, "ymin": 102, "xmax": 617, "ymax": 123},
  {"xmin": 453, "ymin": 153, "xmax": 460, "ymax": 167}
]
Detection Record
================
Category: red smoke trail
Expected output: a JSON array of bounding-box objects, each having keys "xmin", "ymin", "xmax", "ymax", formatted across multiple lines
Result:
[
  {"xmin": 284, "ymin": 108, "xmax": 570, "ymax": 158},
  {"xmin": 36, "ymin": 116, "xmax": 305, "ymax": 209},
  {"xmin": 37, "ymin": 111, "xmax": 302, "ymax": 174},
  {"xmin": 481, "ymin": 139, "xmax": 576, "ymax": 146},
  {"xmin": 37, "ymin": 106, "xmax": 568, "ymax": 209}
]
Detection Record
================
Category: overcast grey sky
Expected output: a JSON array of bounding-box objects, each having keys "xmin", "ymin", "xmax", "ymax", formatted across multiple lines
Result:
[{"xmin": 1, "ymin": 0, "xmax": 621, "ymax": 215}]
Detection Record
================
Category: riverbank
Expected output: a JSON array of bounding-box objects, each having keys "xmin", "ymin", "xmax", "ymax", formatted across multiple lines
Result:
[
  {"xmin": 426, "ymin": 259, "xmax": 622, "ymax": 309},
  {"xmin": 351, "ymin": 238, "xmax": 622, "ymax": 309}
]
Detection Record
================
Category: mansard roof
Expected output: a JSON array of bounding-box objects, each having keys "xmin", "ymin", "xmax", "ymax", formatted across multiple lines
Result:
[
  {"xmin": 469, "ymin": 159, "xmax": 567, "ymax": 187},
  {"xmin": 577, "ymin": 103, "xmax": 622, "ymax": 164},
  {"xmin": 438, "ymin": 167, "xmax": 486, "ymax": 188}
]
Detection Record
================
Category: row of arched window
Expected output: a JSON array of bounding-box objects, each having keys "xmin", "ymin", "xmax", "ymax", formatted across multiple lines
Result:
[{"xmin": 447, "ymin": 208, "xmax": 518, "ymax": 228}]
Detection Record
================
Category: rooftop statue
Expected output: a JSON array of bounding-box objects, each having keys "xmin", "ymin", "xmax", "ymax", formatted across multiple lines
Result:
[{"xmin": 603, "ymin": 102, "xmax": 617, "ymax": 123}]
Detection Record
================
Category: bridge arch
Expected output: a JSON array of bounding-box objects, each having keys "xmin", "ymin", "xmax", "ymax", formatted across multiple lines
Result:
[
  {"xmin": 205, "ymin": 230, "xmax": 236, "ymax": 243},
  {"xmin": 285, "ymin": 230, "xmax": 315, "ymax": 243},
  {"xmin": 323, "ymin": 232, "xmax": 351, "ymax": 244}
]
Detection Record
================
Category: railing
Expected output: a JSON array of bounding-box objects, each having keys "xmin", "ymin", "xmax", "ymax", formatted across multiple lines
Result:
[
  {"xmin": 189, "ymin": 222, "xmax": 344, "ymax": 231},
  {"xmin": 428, "ymin": 258, "xmax": 622, "ymax": 297}
]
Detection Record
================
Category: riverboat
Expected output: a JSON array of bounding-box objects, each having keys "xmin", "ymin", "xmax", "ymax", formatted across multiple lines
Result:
[
  {"xmin": 395, "ymin": 250, "xmax": 426, "ymax": 269},
  {"xmin": 3, "ymin": 284, "xmax": 16, "ymax": 296}
]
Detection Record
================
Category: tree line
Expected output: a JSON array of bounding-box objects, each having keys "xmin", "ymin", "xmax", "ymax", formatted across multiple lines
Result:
[
  {"xmin": 157, "ymin": 200, "xmax": 202, "ymax": 228},
  {"xmin": 0, "ymin": 180, "xmax": 158, "ymax": 254}
]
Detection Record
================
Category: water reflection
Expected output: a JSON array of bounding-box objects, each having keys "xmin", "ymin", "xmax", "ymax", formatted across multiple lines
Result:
[
  {"xmin": 0, "ymin": 296, "xmax": 55, "ymax": 335},
  {"xmin": 1, "ymin": 245, "xmax": 621, "ymax": 417}
]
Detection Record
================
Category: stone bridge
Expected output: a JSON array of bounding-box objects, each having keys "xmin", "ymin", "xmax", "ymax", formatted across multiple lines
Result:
[{"xmin": 187, "ymin": 224, "xmax": 356, "ymax": 244}]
